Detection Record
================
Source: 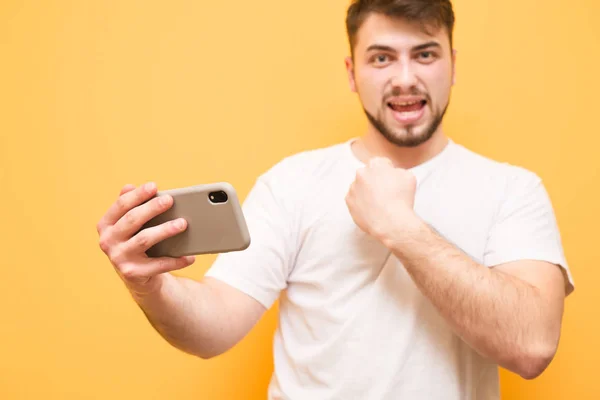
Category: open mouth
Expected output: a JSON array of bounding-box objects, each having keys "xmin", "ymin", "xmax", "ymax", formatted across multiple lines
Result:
[{"xmin": 387, "ymin": 99, "xmax": 427, "ymax": 124}]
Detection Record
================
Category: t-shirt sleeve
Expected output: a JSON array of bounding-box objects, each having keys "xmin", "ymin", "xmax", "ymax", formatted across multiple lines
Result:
[
  {"xmin": 203, "ymin": 176, "xmax": 296, "ymax": 309},
  {"xmin": 483, "ymin": 169, "xmax": 575, "ymax": 296}
]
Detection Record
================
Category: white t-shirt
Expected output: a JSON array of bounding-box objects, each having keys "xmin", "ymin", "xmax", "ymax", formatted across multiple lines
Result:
[{"xmin": 205, "ymin": 138, "xmax": 575, "ymax": 400}]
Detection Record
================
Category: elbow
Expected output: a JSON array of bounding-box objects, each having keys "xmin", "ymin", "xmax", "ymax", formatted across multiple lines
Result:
[
  {"xmin": 195, "ymin": 345, "xmax": 230, "ymax": 360},
  {"xmin": 197, "ymin": 352, "xmax": 218, "ymax": 360},
  {"xmin": 191, "ymin": 346, "xmax": 222, "ymax": 360},
  {"xmin": 517, "ymin": 357, "xmax": 553, "ymax": 380},
  {"xmin": 513, "ymin": 341, "xmax": 558, "ymax": 380},
  {"xmin": 168, "ymin": 342, "xmax": 224, "ymax": 360},
  {"xmin": 178, "ymin": 348, "xmax": 221, "ymax": 360}
]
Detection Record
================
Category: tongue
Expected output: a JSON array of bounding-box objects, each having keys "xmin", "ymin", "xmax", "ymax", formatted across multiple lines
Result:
[{"xmin": 391, "ymin": 102, "xmax": 423, "ymax": 112}]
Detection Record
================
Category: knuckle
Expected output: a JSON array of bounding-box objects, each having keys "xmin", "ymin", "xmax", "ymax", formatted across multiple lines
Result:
[
  {"xmin": 158, "ymin": 258, "xmax": 173, "ymax": 271},
  {"xmin": 163, "ymin": 222, "xmax": 177, "ymax": 236},
  {"xmin": 115, "ymin": 196, "xmax": 126, "ymax": 212},
  {"xmin": 166, "ymin": 223, "xmax": 177, "ymax": 235},
  {"xmin": 171, "ymin": 258, "xmax": 182, "ymax": 269},
  {"xmin": 123, "ymin": 210, "xmax": 137, "ymax": 226},
  {"xmin": 107, "ymin": 241, "xmax": 131, "ymax": 265},
  {"xmin": 98, "ymin": 234, "xmax": 111, "ymax": 254},
  {"xmin": 119, "ymin": 264, "xmax": 137, "ymax": 280},
  {"xmin": 109, "ymin": 247, "xmax": 125, "ymax": 264},
  {"xmin": 135, "ymin": 233, "xmax": 150, "ymax": 249}
]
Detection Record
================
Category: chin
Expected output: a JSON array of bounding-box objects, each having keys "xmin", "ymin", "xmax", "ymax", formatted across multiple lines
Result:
[
  {"xmin": 362, "ymin": 104, "xmax": 446, "ymax": 149},
  {"xmin": 384, "ymin": 124, "xmax": 436, "ymax": 148}
]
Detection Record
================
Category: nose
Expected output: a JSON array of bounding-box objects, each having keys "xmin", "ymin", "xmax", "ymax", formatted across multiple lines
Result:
[{"xmin": 390, "ymin": 61, "xmax": 418, "ymax": 93}]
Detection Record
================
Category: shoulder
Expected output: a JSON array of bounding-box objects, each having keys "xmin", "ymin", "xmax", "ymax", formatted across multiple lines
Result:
[
  {"xmin": 256, "ymin": 140, "xmax": 351, "ymax": 193},
  {"xmin": 265, "ymin": 141, "xmax": 349, "ymax": 176},
  {"xmin": 448, "ymin": 141, "xmax": 543, "ymax": 192}
]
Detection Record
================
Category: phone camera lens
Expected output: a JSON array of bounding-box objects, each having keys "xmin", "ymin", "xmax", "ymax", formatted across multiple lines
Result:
[{"xmin": 209, "ymin": 190, "xmax": 228, "ymax": 204}]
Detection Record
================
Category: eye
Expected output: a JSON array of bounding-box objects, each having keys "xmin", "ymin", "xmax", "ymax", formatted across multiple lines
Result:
[
  {"xmin": 371, "ymin": 54, "xmax": 392, "ymax": 66},
  {"xmin": 417, "ymin": 51, "xmax": 437, "ymax": 63}
]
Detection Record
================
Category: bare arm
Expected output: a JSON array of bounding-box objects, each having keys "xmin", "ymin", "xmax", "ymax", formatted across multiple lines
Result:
[
  {"xmin": 132, "ymin": 274, "xmax": 265, "ymax": 358},
  {"xmin": 97, "ymin": 183, "xmax": 265, "ymax": 359},
  {"xmin": 380, "ymin": 214, "xmax": 566, "ymax": 379},
  {"xmin": 345, "ymin": 156, "xmax": 568, "ymax": 380}
]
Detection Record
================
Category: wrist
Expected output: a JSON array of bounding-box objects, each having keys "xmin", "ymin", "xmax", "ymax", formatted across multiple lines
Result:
[
  {"xmin": 378, "ymin": 208, "xmax": 425, "ymax": 249},
  {"xmin": 126, "ymin": 273, "xmax": 172, "ymax": 304}
]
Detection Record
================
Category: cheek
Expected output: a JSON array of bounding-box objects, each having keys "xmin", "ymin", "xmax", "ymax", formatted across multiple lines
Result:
[
  {"xmin": 424, "ymin": 67, "xmax": 452, "ymax": 105},
  {"xmin": 356, "ymin": 69, "xmax": 387, "ymax": 106}
]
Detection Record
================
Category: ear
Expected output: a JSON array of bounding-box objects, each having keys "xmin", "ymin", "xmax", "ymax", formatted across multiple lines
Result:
[
  {"xmin": 451, "ymin": 49, "xmax": 457, "ymax": 86},
  {"xmin": 345, "ymin": 56, "xmax": 357, "ymax": 93}
]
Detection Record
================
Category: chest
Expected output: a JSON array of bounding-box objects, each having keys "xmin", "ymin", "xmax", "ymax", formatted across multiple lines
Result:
[
  {"xmin": 279, "ymin": 172, "xmax": 500, "ymax": 345},
  {"xmin": 288, "ymin": 177, "xmax": 498, "ymax": 288}
]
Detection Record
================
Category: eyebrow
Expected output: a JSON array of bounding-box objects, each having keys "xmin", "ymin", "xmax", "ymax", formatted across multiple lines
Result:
[
  {"xmin": 413, "ymin": 41, "xmax": 441, "ymax": 51},
  {"xmin": 365, "ymin": 41, "xmax": 442, "ymax": 53}
]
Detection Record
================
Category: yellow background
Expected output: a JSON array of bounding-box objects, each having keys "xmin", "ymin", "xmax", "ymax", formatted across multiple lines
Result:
[{"xmin": 1, "ymin": 0, "xmax": 597, "ymax": 398}]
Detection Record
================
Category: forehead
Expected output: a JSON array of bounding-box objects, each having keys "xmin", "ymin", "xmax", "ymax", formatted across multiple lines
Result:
[{"xmin": 354, "ymin": 13, "xmax": 448, "ymax": 53}]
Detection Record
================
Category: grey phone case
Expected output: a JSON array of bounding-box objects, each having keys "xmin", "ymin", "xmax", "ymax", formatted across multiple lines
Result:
[{"xmin": 141, "ymin": 182, "xmax": 251, "ymax": 258}]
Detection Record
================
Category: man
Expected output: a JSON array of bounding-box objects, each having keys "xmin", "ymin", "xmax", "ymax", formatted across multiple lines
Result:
[{"xmin": 97, "ymin": 0, "xmax": 575, "ymax": 398}]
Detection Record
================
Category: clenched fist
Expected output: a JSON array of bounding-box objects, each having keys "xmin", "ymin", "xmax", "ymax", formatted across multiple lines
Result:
[{"xmin": 345, "ymin": 157, "xmax": 418, "ymax": 241}]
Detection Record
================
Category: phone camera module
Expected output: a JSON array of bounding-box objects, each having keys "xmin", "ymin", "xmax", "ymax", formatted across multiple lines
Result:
[{"xmin": 209, "ymin": 190, "xmax": 228, "ymax": 204}]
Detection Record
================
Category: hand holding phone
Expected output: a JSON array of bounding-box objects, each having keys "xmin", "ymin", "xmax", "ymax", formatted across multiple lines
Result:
[{"xmin": 96, "ymin": 181, "xmax": 250, "ymax": 297}]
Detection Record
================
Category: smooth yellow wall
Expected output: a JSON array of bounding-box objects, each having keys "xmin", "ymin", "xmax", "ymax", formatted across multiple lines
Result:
[{"xmin": 1, "ymin": 1, "xmax": 597, "ymax": 399}]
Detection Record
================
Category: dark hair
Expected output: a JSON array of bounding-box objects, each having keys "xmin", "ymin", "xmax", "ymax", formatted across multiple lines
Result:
[{"xmin": 346, "ymin": 0, "xmax": 455, "ymax": 57}]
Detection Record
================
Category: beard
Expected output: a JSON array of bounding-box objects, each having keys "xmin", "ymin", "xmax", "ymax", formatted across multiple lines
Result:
[{"xmin": 363, "ymin": 98, "xmax": 449, "ymax": 148}]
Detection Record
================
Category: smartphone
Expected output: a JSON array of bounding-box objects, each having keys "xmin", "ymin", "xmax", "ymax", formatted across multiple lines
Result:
[{"xmin": 140, "ymin": 182, "xmax": 251, "ymax": 258}]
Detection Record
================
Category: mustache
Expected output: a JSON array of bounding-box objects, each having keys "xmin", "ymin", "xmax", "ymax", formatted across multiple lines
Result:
[{"xmin": 384, "ymin": 88, "xmax": 430, "ymax": 102}]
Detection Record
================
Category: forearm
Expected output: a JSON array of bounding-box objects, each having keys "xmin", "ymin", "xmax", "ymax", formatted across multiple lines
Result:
[
  {"xmin": 129, "ymin": 273, "xmax": 224, "ymax": 358},
  {"xmin": 380, "ymin": 214, "xmax": 557, "ymax": 378}
]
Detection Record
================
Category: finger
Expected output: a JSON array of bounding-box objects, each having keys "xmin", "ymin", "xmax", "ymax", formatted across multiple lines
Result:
[
  {"xmin": 97, "ymin": 185, "xmax": 137, "ymax": 234},
  {"xmin": 123, "ymin": 217, "xmax": 188, "ymax": 254},
  {"xmin": 119, "ymin": 256, "xmax": 195, "ymax": 282},
  {"xmin": 112, "ymin": 193, "xmax": 175, "ymax": 242},
  {"xmin": 119, "ymin": 184, "xmax": 136, "ymax": 196},
  {"xmin": 98, "ymin": 182, "xmax": 158, "ymax": 233},
  {"xmin": 142, "ymin": 255, "xmax": 196, "ymax": 277}
]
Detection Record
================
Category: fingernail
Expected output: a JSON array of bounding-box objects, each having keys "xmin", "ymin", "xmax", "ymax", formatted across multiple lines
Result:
[
  {"xmin": 175, "ymin": 218, "xmax": 185, "ymax": 229},
  {"xmin": 160, "ymin": 195, "xmax": 170, "ymax": 206},
  {"xmin": 145, "ymin": 182, "xmax": 156, "ymax": 192}
]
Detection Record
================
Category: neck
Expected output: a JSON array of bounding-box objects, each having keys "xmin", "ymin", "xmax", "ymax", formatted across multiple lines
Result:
[{"xmin": 352, "ymin": 127, "xmax": 449, "ymax": 170}]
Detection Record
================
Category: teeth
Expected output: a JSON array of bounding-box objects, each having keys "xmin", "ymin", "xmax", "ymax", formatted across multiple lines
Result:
[{"xmin": 391, "ymin": 101, "xmax": 419, "ymax": 106}]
